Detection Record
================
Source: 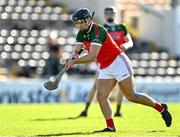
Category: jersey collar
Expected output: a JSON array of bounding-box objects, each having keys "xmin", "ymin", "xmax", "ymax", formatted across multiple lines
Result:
[{"xmin": 86, "ymin": 22, "xmax": 93, "ymax": 33}]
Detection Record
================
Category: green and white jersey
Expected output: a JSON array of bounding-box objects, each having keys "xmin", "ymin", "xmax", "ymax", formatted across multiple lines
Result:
[
  {"xmin": 75, "ymin": 23, "xmax": 107, "ymax": 49},
  {"xmin": 74, "ymin": 23, "xmax": 123, "ymax": 69}
]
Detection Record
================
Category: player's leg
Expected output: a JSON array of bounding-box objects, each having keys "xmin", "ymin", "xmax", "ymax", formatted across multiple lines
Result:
[
  {"xmin": 79, "ymin": 78, "xmax": 97, "ymax": 117},
  {"xmin": 115, "ymin": 53, "xmax": 172, "ymax": 127},
  {"xmin": 119, "ymin": 75, "xmax": 157, "ymax": 106},
  {"xmin": 96, "ymin": 78, "xmax": 117, "ymax": 132},
  {"xmin": 118, "ymin": 73, "xmax": 172, "ymax": 127},
  {"xmin": 114, "ymin": 86, "xmax": 123, "ymax": 117}
]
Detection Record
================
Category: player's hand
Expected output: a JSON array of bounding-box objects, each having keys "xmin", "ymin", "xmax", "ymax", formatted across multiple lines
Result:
[
  {"xmin": 120, "ymin": 45, "xmax": 127, "ymax": 52},
  {"xmin": 71, "ymin": 52, "xmax": 79, "ymax": 59},
  {"xmin": 65, "ymin": 59, "xmax": 75, "ymax": 70}
]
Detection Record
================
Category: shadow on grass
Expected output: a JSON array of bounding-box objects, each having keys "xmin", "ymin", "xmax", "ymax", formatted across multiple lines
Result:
[
  {"xmin": 30, "ymin": 116, "xmax": 99, "ymax": 121},
  {"xmin": 36, "ymin": 131, "xmax": 101, "ymax": 136},
  {"xmin": 117, "ymin": 129, "xmax": 166, "ymax": 134},
  {"xmin": 146, "ymin": 130, "xmax": 166, "ymax": 133},
  {"xmin": 35, "ymin": 130, "xmax": 167, "ymax": 136},
  {"xmin": 35, "ymin": 128, "xmax": 117, "ymax": 136},
  {"xmin": 31, "ymin": 116, "xmax": 79, "ymax": 121}
]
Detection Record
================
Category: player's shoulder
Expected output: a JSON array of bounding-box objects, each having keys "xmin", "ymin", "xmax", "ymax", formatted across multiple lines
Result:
[
  {"xmin": 102, "ymin": 23, "xmax": 108, "ymax": 27},
  {"xmin": 93, "ymin": 23, "xmax": 107, "ymax": 32},
  {"xmin": 116, "ymin": 23, "xmax": 127, "ymax": 29},
  {"xmin": 116, "ymin": 23, "xmax": 128, "ymax": 33},
  {"xmin": 92, "ymin": 23, "xmax": 107, "ymax": 42},
  {"xmin": 94, "ymin": 23, "xmax": 105, "ymax": 29}
]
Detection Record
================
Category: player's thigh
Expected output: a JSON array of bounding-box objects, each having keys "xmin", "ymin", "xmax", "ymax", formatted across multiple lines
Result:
[
  {"xmin": 118, "ymin": 75, "xmax": 136, "ymax": 98},
  {"xmin": 97, "ymin": 79, "xmax": 117, "ymax": 99}
]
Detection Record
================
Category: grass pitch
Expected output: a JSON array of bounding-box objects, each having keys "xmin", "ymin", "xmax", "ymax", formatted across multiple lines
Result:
[{"xmin": 0, "ymin": 103, "xmax": 179, "ymax": 136}]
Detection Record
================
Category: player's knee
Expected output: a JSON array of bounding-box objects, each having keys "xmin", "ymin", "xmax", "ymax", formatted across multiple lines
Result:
[
  {"xmin": 126, "ymin": 94, "xmax": 136, "ymax": 102},
  {"xmin": 96, "ymin": 91, "xmax": 106, "ymax": 101}
]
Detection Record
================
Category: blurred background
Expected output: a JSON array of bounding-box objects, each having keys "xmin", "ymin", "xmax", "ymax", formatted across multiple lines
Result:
[{"xmin": 0, "ymin": 0, "xmax": 180, "ymax": 103}]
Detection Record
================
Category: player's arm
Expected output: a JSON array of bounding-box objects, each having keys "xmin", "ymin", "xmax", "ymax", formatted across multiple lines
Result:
[
  {"xmin": 65, "ymin": 26, "xmax": 105, "ymax": 69},
  {"xmin": 71, "ymin": 44, "xmax": 84, "ymax": 59},
  {"xmin": 66, "ymin": 44, "xmax": 100, "ymax": 69},
  {"xmin": 119, "ymin": 24, "xmax": 133, "ymax": 51},
  {"xmin": 73, "ymin": 28, "xmax": 104, "ymax": 63},
  {"xmin": 73, "ymin": 29, "xmax": 104, "ymax": 64},
  {"xmin": 120, "ymin": 33, "xmax": 133, "ymax": 51},
  {"xmin": 74, "ymin": 44, "xmax": 100, "ymax": 64},
  {"xmin": 71, "ymin": 31, "xmax": 84, "ymax": 59}
]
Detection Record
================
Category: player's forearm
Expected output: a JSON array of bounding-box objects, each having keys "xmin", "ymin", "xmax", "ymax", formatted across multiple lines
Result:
[
  {"xmin": 74, "ymin": 44, "xmax": 83, "ymax": 54},
  {"xmin": 121, "ymin": 33, "xmax": 133, "ymax": 51},
  {"xmin": 121, "ymin": 41, "xmax": 133, "ymax": 51},
  {"xmin": 71, "ymin": 44, "xmax": 84, "ymax": 59},
  {"xmin": 73, "ymin": 54, "xmax": 96, "ymax": 64}
]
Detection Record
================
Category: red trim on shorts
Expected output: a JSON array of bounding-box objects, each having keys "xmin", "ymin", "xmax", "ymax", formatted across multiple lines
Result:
[{"xmin": 119, "ymin": 54, "xmax": 133, "ymax": 75}]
